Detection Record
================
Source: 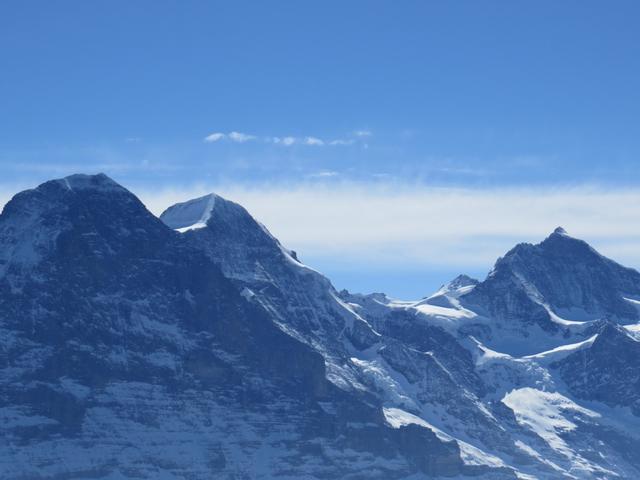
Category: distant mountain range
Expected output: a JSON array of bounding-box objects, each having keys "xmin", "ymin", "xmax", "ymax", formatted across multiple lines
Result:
[{"xmin": 2, "ymin": 173, "xmax": 640, "ymax": 479}]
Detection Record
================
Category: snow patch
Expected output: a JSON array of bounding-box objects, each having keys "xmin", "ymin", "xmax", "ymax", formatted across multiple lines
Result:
[
  {"xmin": 523, "ymin": 334, "xmax": 598, "ymax": 362},
  {"xmin": 351, "ymin": 358, "xmax": 418, "ymax": 410},
  {"xmin": 624, "ymin": 322, "xmax": 640, "ymax": 340},
  {"xmin": 161, "ymin": 194, "xmax": 217, "ymax": 232},
  {"xmin": 383, "ymin": 407, "xmax": 508, "ymax": 469},
  {"xmin": 469, "ymin": 337, "xmax": 514, "ymax": 366},
  {"xmin": 502, "ymin": 388, "xmax": 600, "ymax": 460}
]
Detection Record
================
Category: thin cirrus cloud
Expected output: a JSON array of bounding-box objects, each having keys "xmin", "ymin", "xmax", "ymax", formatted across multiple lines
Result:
[
  {"xmin": 271, "ymin": 136, "xmax": 326, "ymax": 146},
  {"xmin": 354, "ymin": 130, "xmax": 372, "ymax": 137},
  {"xmin": 2, "ymin": 180, "xmax": 640, "ymax": 282},
  {"xmin": 304, "ymin": 136, "xmax": 324, "ymax": 146},
  {"xmin": 272, "ymin": 136, "xmax": 297, "ymax": 146},
  {"xmin": 204, "ymin": 131, "xmax": 256, "ymax": 143},
  {"xmin": 203, "ymin": 130, "xmax": 370, "ymax": 146},
  {"xmin": 135, "ymin": 182, "xmax": 640, "ymax": 273},
  {"xmin": 307, "ymin": 170, "xmax": 339, "ymax": 178}
]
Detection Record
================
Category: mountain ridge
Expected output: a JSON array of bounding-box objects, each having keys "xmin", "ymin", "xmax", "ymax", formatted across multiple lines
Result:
[{"xmin": 2, "ymin": 173, "xmax": 640, "ymax": 479}]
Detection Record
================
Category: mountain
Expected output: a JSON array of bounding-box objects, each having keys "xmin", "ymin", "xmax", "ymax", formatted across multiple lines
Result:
[
  {"xmin": 160, "ymin": 193, "xmax": 517, "ymax": 475},
  {"xmin": 337, "ymin": 232, "xmax": 640, "ymax": 477},
  {"xmin": 552, "ymin": 322, "xmax": 640, "ymax": 414},
  {"xmin": 468, "ymin": 227, "xmax": 640, "ymax": 322},
  {"xmin": 3, "ymin": 174, "xmax": 640, "ymax": 479},
  {"xmin": 456, "ymin": 227, "xmax": 640, "ymax": 355},
  {"xmin": 160, "ymin": 193, "xmax": 381, "ymax": 361},
  {"xmin": 0, "ymin": 175, "xmax": 469, "ymax": 479}
]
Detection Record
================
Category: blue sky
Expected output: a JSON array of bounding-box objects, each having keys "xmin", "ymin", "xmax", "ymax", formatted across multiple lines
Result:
[{"xmin": 2, "ymin": 1, "xmax": 640, "ymax": 297}]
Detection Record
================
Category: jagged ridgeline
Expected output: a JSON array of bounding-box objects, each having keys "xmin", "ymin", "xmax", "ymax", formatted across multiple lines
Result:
[{"xmin": 2, "ymin": 173, "xmax": 640, "ymax": 479}]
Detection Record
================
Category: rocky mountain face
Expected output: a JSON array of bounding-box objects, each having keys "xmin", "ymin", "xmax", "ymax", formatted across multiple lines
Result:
[
  {"xmin": 552, "ymin": 322, "xmax": 640, "ymax": 414},
  {"xmin": 0, "ymin": 175, "xmax": 467, "ymax": 479},
  {"xmin": 465, "ymin": 227, "xmax": 640, "ymax": 322},
  {"xmin": 457, "ymin": 227, "xmax": 640, "ymax": 355},
  {"xmin": 160, "ymin": 194, "xmax": 381, "ymax": 377},
  {"xmin": 3, "ymin": 173, "xmax": 640, "ymax": 479},
  {"xmin": 160, "ymin": 194, "xmax": 514, "ymax": 476}
]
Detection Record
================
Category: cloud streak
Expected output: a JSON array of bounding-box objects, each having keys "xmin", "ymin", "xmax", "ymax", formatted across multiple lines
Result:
[
  {"xmin": 2, "ymin": 179, "xmax": 640, "ymax": 292},
  {"xmin": 204, "ymin": 131, "xmax": 256, "ymax": 143},
  {"xmin": 203, "ymin": 130, "xmax": 370, "ymax": 147},
  {"xmin": 303, "ymin": 136, "xmax": 324, "ymax": 146},
  {"xmin": 134, "ymin": 182, "xmax": 640, "ymax": 273},
  {"xmin": 354, "ymin": 130, "xmax": 372, "ymax": 137}
]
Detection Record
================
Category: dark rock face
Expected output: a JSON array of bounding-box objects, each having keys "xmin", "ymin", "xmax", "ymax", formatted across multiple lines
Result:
[
  {"xmin": 1, "ymin": 175, "xmax": 466, "ymax": 479},
  {"xmin": 445, "ymin": 274, "xmax": 479, "ymax": 291},
  {"xmin": 337, "ymin": 231, "xmax": 640, "ymax": 477},
  {"xmin": 464, "ymin": 229, "xmax": 640, "ymax": 327},
  {"xmin": 553, "ymin": 322, "xmax": 640, "ymax": 414},
  {"xmin": 5, "ymin": 175, "xmax": 640, "ymax": 479},
  {"xmin": 377, "ymin": 309, "xmax": 484, "ymax": 396},
  {"xmin": 0, "ymin": 175, "xmax": 326, "ymax": 392},
  {"xmin": 160, "ymin": 193, "xmax": 520, "ymax": 463},
  {"xmin": 160, "ymin": 193, "xmax": 381, "ymax": 381}
]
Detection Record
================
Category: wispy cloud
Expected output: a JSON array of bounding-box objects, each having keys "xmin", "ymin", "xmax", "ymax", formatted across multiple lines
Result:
[
  {"xmin": 228, "ymin": 131, "xmax": 256, "ymax": 143},
  {"xmin": 134, "ymin": 182, "xmax": 640, "ymax": 274},
  {"xmin": 204, "ymin": 132, "xmax": 226, "ymax": 142},
  {"xmin": 204, "ymin": 131, "xmax": 257, "ymax": 143},
  {"xmin": 204, "ymin": 130, "xmax": 370, "ymax": 147},
  {"xmin": 2, "ymin": 178, "xmax": 640, "ymax": 288},
  {"xmin": 307, "ymin": 171, "xmax": 339, "ymax": 178},
  {"xmin": 354, "ymin": 130, "xmax": 372, "ymax": 137},
  {"xmin": 271, "ymin": 136, "xmax": 296, "ymax": 146},
  {"xmin": 329, "ymin": 139, "xmax": 355, "ymax": 146},
  {"xmin": 304, "ymin": 136, "xmax": 324, "ymax": 146}
]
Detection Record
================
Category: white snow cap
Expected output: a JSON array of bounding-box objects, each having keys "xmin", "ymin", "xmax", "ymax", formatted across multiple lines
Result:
[
  {"xmin": 553, "ymin": 226, "xmax": 568, "ymax": 235},
  {"xmin": 160, "ymin": 193, "xmax": 218, "ymax": 232}
]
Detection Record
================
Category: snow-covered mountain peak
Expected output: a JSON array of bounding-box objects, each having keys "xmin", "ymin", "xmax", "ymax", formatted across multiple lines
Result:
[
  {"xmin": 160, "ymin": 193, "xmax": 273, "ymax": 239},
  {"xmin": 446, "ymin": 274, "xmax": 479, "ymax": 291},
  {"xmin": 160, "ymin": 193, "xmax": 219, "ymax": 232},
  {"xmin": 471, "ymin": 229, "xmax": 640, "ymax": 309},
  {"xmin": 457, "ymin": 228, "xmax": 640, "ymax": 355},
  {"xmin": 2, "ymin": 173, "xmax": 125, "ymax": 216},
  {"xmin": 160, "ymin": 193, "xmax": 290, "ymax": 255},
  {"xmin": 160, "ymin": 192, "xmax": 384, "ymax": 369},
  {"xmin": 5, "ymin": 173, "xmax": 163, "ymax": 229},
  {"xmin": 59, "ymin": 172, "xmax": 127, "ymax": 193},
  {"xmin": 491, "ymin": 228, "xmax": 586, "ymax": 269},
  {"xmin": 540, "ymin": 226, "xmax": 597, "ymax": 253},
  {"xmin": 420, "ymin": 274, "xmax": 479, "ymax": 309},
  {"xmin": 0, "ymin": 174, "xmax": 171, "ymax": 278}
]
